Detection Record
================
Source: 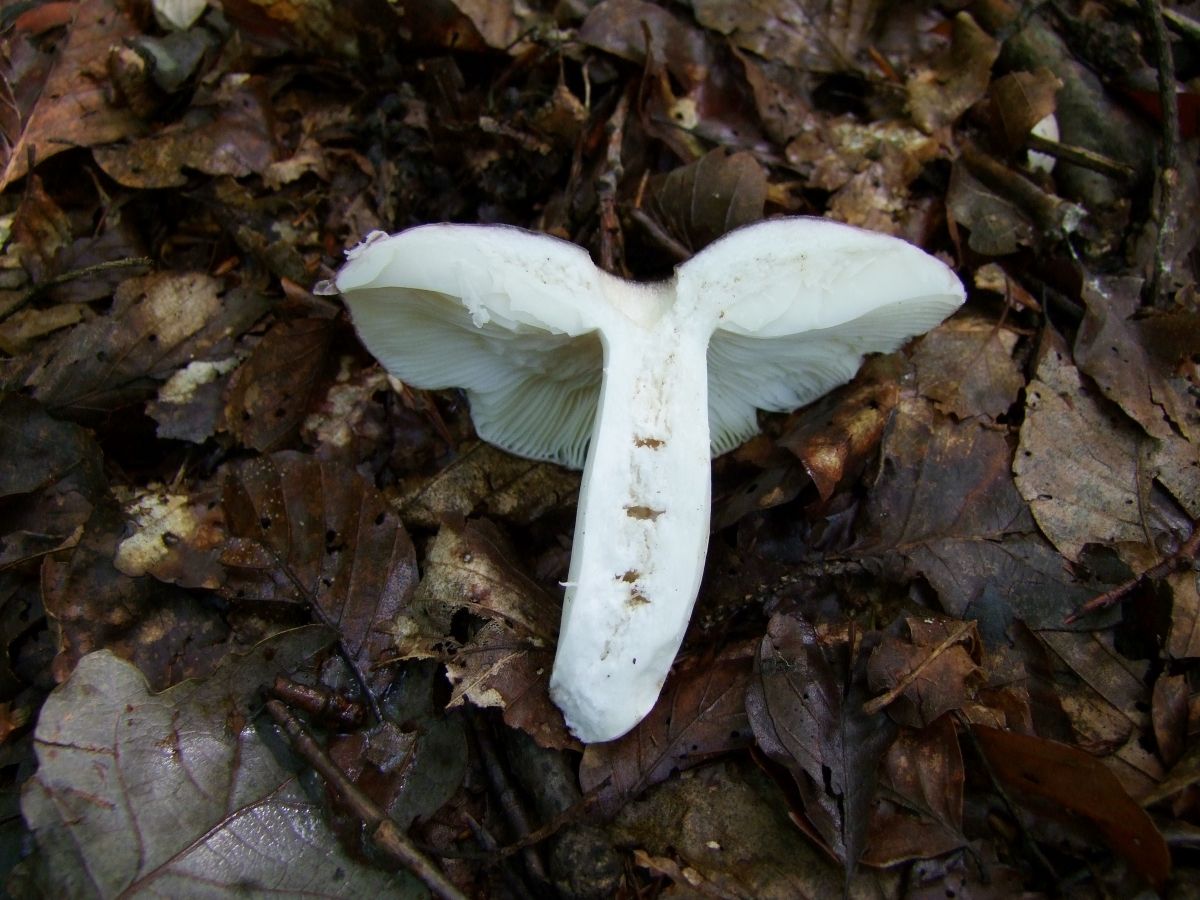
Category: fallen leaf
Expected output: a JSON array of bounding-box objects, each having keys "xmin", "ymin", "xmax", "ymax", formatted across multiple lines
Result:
[
  {"xmin": 645, "ymin": 148, "xmax": 767, "ymax": 253},
  {"xmin": 987, "ymin": 68, "xmax": 1062, "ymax": 154},
  {"xmin": 0, "ymin": 0, "xmax": 143, "ymax": 189},
  {"xmin": 746, "ymin": 614, "xmax": 896, "ymax": 871},
  {"xmin": 866, "ymin": 717, "xmax": 965, "ymax": 865},
  {"xmin": 221, "ymin": 452, "xmax": 418, "ymax": 693},
  {"xmin": 777, "ymin": 355, "xmax": 900, "ymax": 502},
  {"xmin": 613, "ymin": 759, "xmax": 881, "ymax": 897},
  {"xmin": 1014, "ymin": 332, "xmax": 1170, "ymax": 562},
  {"xmin": 224, "ymin": 318, "xmax": 334, "ymax": 452},
  {"xmin": 113, "ymin": 484, "xmax": 226, "ymax": 590},
  {"xmin": 18, "ymin": 628, "xmax": 424, "ymax": 897},
  {"xmin": 910, "ymin": 316, "xmax": 1025, "ymax": 420},
  {"xmin": 1167, "ymin": 570, "xmax": 1200, "ymax": 661},
  {"xmin": 1075, "ymin": 275, "xmax": 1190, "ymax": 440},
  {"xmin": 973, "ymin": 724, "xmax": 1170, "ymax": 888},
  {"xmin": 412, "ymin": 519, "xmax": 572, "ymax": 749},
  {"xmin": 691, "ymin": 0, "xmax": 881, "ymax": 73},
  {"xmin": 578, "ymin": 643, "xmax": 754, "ymax": 814},
  {"xmin": 24, "ymin": 272, "xmax": 269, "ymax": 419},
  {"xmin": 866, "ymin": 617, "xmax": 983, "ymax": 727},
  {"xmin": 907, "ymin": 13, "xmax": 999, "ymax": 133}
]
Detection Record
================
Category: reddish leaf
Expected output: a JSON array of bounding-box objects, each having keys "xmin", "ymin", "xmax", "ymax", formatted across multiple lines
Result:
[
  {"xmin": 579, "ymin": 643, "xmax": 755, "ymax": 814},
  {"xmin": 973, "ymin": 724, "xmax": 1171, "ymax": 888}
]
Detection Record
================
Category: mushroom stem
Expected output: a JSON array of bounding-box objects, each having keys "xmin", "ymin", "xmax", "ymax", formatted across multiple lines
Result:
[{"xmin": 549, "ymin": 305, "xmax": 713, "ymax": 743}]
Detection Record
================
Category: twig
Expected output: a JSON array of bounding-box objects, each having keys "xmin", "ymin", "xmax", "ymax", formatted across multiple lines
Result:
[
  {"xmin": 265, "ymin": 699, "xmax": 467, "ymax": 900},
  {"xmin": 596, "ymin": 88, "xmax": 630, "ymax": 275},
  {"xmin": 863, "ymin": 620, "xmax": 977, "ymax": 715},
  {"xmin": 1024, "ymin": 133, "xmax": 1137, "ymax": 182},
  {"xmin": 3, "ymin": 257, "xmax": 152, "ymax": 322},
  {"xmin": 1140, "ymin": 0, "xmax": 1181, "ymax": 307},
  {"xmin": 1065, "ymin": 523, "xmax": 1200, "ymax": 624}
]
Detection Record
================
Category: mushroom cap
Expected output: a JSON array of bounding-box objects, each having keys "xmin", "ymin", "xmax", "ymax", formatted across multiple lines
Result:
[{"xmin": 335, "ymin": 218, "xmax": 965, "ymax": 468}]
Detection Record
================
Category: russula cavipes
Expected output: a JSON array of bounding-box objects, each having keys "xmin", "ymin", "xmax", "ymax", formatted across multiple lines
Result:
[{"xmin": 326, "ymin": 218, "xmax": 965, "ymax": 743}]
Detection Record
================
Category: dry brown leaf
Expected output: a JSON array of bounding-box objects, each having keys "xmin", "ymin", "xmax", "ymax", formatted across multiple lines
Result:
[
  {"xmin": 1167, "ymin": 570, "xmax": 1200, "ymax": 660},
  {"xmin": 778, "ymin": 354, "xmax": 901, "ymax": 502},
  {"xmin": 413, "ymin": 519, "xmax": 572, "ymax": 749},
  {"xmin": 906, "ymin": 13, "xmax": 999, "ymax": 133},
  {"xmin": 911, "ymin": 316, "xmax": 1025, "ymax": 420},
  {"xmin": 0, "ymin": 0, "xmax": 143, "ymax": 189},
  {"xmin": 646, "ymin": 149, "xmax": 767, "ymax": 253},
  {"xmin": 221, "ymin": 451, "xmax": 418, "ymax": 693},
  {"xmin": 987, "ymin": 68, "xmax": 1062, "ymax": 154},
  {"xmin": 866, "ymin": 618, "xmax": 983, "ymax": 727},
  {"xmin": 1014, "ymin": 333, "xmax": 1163, "ymax": 563}
]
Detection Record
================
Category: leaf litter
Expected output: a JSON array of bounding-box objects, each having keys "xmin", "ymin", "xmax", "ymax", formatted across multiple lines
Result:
[{"xmin": 0, "ymin": 0, "xmax": 1198, "ymax": 896}]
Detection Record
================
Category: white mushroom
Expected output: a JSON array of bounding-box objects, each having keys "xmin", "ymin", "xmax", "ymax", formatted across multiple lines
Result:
[{"xmin": 330, "ymin": 217, "xmax": 965, "ymax": 743}]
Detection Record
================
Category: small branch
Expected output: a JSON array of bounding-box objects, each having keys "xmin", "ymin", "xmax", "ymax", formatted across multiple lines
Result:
[
  {"xmin": 265, "ymin": 700, "xmax": 466, "ymax": 900},
  {"xmin": 3, "ymin": 257, "xmax": 152, "ymax": 322},
  {"xmin": 1025, "ymin": 133, "xmax": 1137, "ymax": 182},
  {"xmin": 1140, "ymin": 0, "xmax": 1181, "ymax": 307},
  {"xmin": 863, "ymin": 620, "xmax": 976, "ymax": 715},
  {"xmin": 1066, "ymin": 523, "xmax": 1200, "ymax": 624}
]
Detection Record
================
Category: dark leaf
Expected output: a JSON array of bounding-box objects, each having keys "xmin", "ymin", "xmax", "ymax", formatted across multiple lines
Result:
[
  {"xmin": 746, "ymin": 614, "xmax": 896, "ymax": 872},
  {"xmin": 225, "ymin": 318, "xmax": 334, "ymax": 452},
  {"xmin": 646, "ymin": 149, "xmax": 767, "ymax": 253},
  {"xmin": 578, "ymin": 643, "xmax": 754, "ymax": 814},
  {"xmin": 221, "ymin": 452, "xmax": 417, "ymax": 693},
  {"xmin": 973, "ymin": 724, "xmax": 1170, "ymax": 888}
]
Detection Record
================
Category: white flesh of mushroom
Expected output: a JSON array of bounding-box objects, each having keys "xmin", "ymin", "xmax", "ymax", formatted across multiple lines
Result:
[{"xmin": 332, "ymin": 218, "xmax": 965, "ymax": 743}]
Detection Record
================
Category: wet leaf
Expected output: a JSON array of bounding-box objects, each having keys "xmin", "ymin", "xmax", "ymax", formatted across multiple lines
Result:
[
  {"xmin": 225, "ymin": 318, "xmax": 334, "ymax": 452},
  {"xmin": 113, "ymin": 484, "xmax": 226, "ymax": 590},
  {"xmin": 746, "ymin": 614, "xmax": 896, "ymax": 871},
  {"xmin": 17, "ymin": 628, "xmax": 423, "ymax": 897},
  {"xmin": 221, "ymin": 452, "xmax": 417, "ymax": 693},
  {"xmin": 578, "ymin": 643, "xmax": 754, "ymax": 814},
  {"xmin": 973, "ymin": 724, "xmax": 1170, "ymax": 888}
]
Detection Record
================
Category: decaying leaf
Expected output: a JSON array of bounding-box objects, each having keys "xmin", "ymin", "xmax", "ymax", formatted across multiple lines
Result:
[
  {"xmin": 746, "ymin": 614, "xmax": 896, "ymax": 872},
  {"xmin": 911, "ymin": 316, "xmax": 1025, "ymax": 420},
  {"xmin": 221, "ymin": 452, "xmax": 417, "ymax": 693},
  {"xmin": 412, "ymin": 519, "xmax": 572, "ymax": 749},
  {"xmin": 17, "ymin": 628, "xmax": 422, "ymax": 897},
  {"xmin": 225, "ymin": 318, "xmax": 334, "ymax": 452},
  {"xmin": 579, "ymin": 644, "xmax": 754, "ymax": 814},
  {"xmin": 24, "ymin": 272, "xmax": 269, "ymax": 419},
  {"xmin": 866, "ymin": 617, "xmax": 984, "ymax": 727},
  {"xmin": 973, "ymin": 724, "xmax": 1171, "ymax": 888},
  {"xmin": 0, "ymin": 0, "xmax": 143, "ymax": 189}
]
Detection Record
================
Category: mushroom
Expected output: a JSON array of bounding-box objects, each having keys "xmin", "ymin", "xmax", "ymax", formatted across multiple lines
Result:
[{"xmin": 329, "ymin": 217, "xmax": 965, "ymax": 743}]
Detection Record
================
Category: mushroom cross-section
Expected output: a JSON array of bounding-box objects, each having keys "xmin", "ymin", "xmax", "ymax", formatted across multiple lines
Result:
[{"xmin": 330, "ymin": 217, "xmax": 965, "ymax": 743}]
